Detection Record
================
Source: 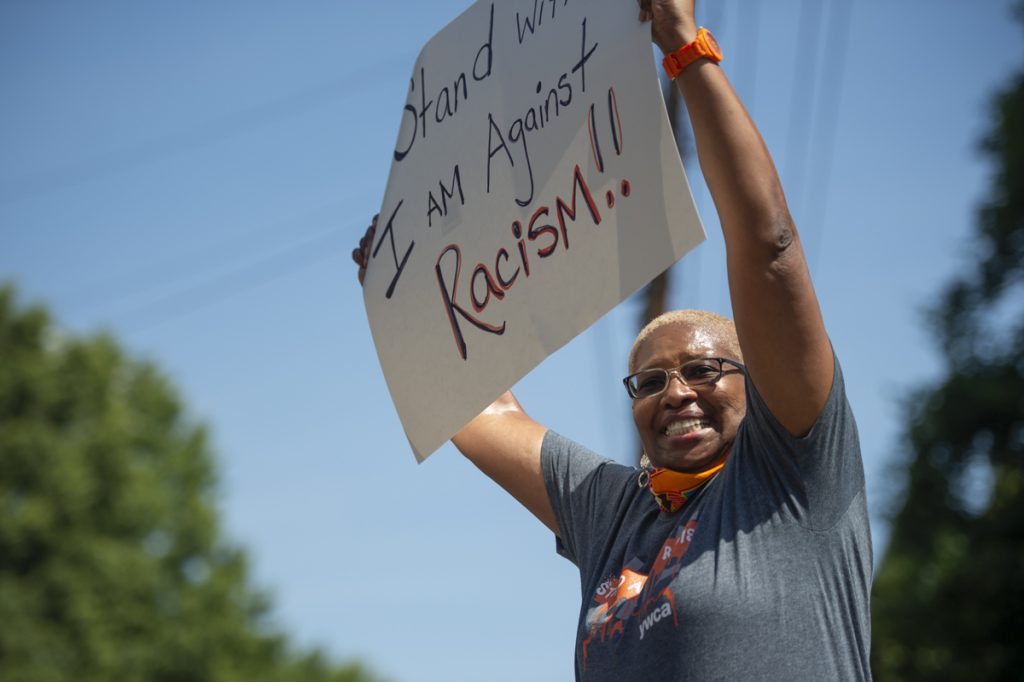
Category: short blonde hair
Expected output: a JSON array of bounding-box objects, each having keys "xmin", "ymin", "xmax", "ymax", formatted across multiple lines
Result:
[{"xmin": 628, "ymin": 309, "xmax": 741, "ymax": 372}]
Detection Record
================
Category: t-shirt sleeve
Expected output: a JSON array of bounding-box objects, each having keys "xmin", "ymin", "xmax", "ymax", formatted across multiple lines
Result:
[
  {"xmin": 541, "ymin": 430, "xmax": 637, "ymax": 567},
  {"xmin": 739, "ymin": 354, "xmax": 865, "ymax": 531}
]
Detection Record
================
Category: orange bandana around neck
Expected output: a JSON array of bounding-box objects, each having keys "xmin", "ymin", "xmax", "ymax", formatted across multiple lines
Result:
[{"xmin": 643, "ymin": 461, "xmax": 725, "ymax": 513}]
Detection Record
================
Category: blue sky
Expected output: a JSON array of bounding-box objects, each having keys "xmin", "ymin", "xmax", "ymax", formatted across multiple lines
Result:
[{"xmin": 2, "ymin": 1, "xmax": 1021, "ymax": 680}]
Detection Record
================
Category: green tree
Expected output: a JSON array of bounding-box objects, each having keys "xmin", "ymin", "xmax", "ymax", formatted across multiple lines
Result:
[
  {"xmin": 871, "ymin": 5, "xmax": 1024, "ymax": 679},
  {"xmin": 0, "ymin": 286, "xmax": 384, "ymax": 682}
]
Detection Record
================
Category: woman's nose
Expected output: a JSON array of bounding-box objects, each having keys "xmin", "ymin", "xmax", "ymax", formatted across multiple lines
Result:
[{"xmin": 661, "ymin": 371, "xmax": 697, "ymax": 404}]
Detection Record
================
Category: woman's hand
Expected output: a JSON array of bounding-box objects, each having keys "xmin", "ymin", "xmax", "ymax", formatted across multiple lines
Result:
[
  {"xmin": 351, "ymin": 214, "xmax": 377, "ymax": 285},
  {"xmin": 637, "ymin": 0, "xmax": 697, "ymax": 55},
  {"xmin": 645, "ymin": 0, "xmax": 834, "ymax": 438}
]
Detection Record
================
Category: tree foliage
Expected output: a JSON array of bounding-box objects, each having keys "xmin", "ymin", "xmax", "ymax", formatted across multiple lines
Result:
[
  {"xmin": 0, "ymin": 286, "xmax": 384, "ymax": 682},
  {"xmin": 871, "ymin": 5, "xmax": 1024, "ymax": 679}
]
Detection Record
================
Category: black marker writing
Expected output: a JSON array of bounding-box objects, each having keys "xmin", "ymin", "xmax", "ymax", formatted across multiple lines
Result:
[
  {"xmin": 393, "ymin": 3, "xmax": 495, "ymax": 163},
  {"xmin": 427, "ymin": 165, "xmax": 465, "ymax": 227},
  {"xmin": 516, "ymin": 0, "xmax": 572, "ymax": 44},
  {"xmin": 372, "ymin": 200, "xmax": 414, "ymax": 299},
  {"xmin": 485, "ymin": 16, "xmax": 598, "ymax": 207}
]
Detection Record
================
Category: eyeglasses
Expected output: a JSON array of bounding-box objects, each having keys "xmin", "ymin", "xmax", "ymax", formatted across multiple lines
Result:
[{"xmin": 622, "ymin": 357, "xmax": 745, "ymax": 399}]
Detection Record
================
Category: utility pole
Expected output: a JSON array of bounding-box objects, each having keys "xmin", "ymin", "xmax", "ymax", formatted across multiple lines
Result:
[{"xmin": 635, "ymin": 79, "xmax": 693, "ymax": 466}]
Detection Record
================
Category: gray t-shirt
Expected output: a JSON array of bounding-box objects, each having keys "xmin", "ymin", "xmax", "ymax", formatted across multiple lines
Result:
[{"xmin": 542, "ymin": 360, "xmax": 872, "ymax": 680}]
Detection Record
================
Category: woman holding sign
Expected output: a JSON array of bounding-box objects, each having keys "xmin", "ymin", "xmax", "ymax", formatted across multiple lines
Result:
[{"xmin": 356, "ymin": 0, "xmax": 871, "ymax": 678}]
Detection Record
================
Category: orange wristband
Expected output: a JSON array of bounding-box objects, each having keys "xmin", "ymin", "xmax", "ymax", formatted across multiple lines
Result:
[{"xmin": 662, "ymin": 27, "xmax": 723, "ymax": 80}]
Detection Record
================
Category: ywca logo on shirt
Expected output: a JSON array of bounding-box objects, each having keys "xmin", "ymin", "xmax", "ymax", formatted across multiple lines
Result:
[{"xmin": 580, "ymin": 520, "xmax": 698, "ymax": 670}]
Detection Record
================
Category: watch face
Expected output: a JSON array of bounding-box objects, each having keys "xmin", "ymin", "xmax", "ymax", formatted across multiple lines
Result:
[{"xmin": 702, "ymin": 29, "xmax": 723, "ymax": 61}]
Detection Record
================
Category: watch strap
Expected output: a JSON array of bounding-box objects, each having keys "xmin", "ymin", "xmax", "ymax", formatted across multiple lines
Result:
[{"xmin": 662, "ymin": 27, "xmax": 722, "ymax": 80}]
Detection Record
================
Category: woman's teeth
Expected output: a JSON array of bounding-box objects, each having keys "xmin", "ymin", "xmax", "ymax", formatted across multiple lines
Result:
[{"xmin": 664, "ymin": 419, "xmax": 710, "ymax": 436}]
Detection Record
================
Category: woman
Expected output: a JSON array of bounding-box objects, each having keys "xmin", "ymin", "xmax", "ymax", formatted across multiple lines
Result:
[{"xmin": 355, "ymin": 0, "xmax": 871, "ymax": 678}]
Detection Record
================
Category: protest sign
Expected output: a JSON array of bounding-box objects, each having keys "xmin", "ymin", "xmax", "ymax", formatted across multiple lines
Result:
[{"xmin": 363, "ymin": 0, "xmax": 705, "ymax": 461}]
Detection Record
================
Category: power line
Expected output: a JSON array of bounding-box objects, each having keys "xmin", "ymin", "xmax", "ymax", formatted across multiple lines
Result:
[
  {"xmin": 704, "ymin": 0, "xmax": 726, "ymax": 36},
  {"xmin": 0, "ymin": 51, "xmax": 414, "ymax": 207},
  {"xmin": 783, "ymin": 0, "xmax": 826, "ymax": 220},
  {"xmin": 736, "ymin": 0, "xmax": 761, "ymax": 117},
  {"xmin": 805, "ymin": 0, "xmax": 853, "ymax": 270},
  {"xmin": 61, "ymin": 197, "xmax": 354, "ymax": 311},
  {"xmin": 112, "ymin": 217, "xmax": 361, "ymax": 333}
]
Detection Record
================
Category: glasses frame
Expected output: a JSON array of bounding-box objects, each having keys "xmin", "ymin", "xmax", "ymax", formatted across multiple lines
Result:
[{"xmin": 622, "ymin": 357, "xmax": 746, "ymax": 400}]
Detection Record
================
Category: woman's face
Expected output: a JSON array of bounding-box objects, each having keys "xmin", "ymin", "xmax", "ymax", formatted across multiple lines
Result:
[{"xmin": 631, "ymin": 322, "xmax": 746, "ymax": 472}]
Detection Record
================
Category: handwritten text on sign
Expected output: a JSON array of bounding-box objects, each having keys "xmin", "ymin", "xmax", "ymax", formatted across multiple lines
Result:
[{"xmin": 363, "ymin": 0, "xmax": 705, "ymax": 461}]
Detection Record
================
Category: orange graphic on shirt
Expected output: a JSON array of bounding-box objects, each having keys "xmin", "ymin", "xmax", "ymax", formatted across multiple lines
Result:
[{"xmin": 580, "ymin": 519, "xmax": 698, "ymax": 671}]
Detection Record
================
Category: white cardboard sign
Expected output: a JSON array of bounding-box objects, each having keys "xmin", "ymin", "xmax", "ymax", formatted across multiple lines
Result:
[{"xmin": 364, "ymin": 0, "xmax": 704, "ymax": 461}]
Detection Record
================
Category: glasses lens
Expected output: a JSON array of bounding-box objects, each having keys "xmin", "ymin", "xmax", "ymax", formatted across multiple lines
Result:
[
  {"xmin": 625, "ymin": 359, "xmax": 736, "ymax": 398},
  {"xmin": 631, "ymin": 369, "xmax": 668, "ymax": 398},
  {"xmin": 681, "ymin": 359, "xmax": 721, "ymax": 386}
]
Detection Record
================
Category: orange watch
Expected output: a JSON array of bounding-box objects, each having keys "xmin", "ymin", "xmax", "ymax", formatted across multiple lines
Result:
[{"xmin": 662, "ymin": 27, "xmax": 722, "ymax": 80}]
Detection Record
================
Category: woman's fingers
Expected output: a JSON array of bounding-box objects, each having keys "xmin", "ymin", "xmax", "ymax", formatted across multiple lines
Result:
[{"xmin": 354, "ymin": 214, "xmax": 379, "ymax": 285}]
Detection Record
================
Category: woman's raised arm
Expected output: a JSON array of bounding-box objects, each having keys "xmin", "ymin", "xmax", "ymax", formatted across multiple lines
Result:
[{"xmin": 643, "ymin": 0, "xmax": 834, "ymax": 437}]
